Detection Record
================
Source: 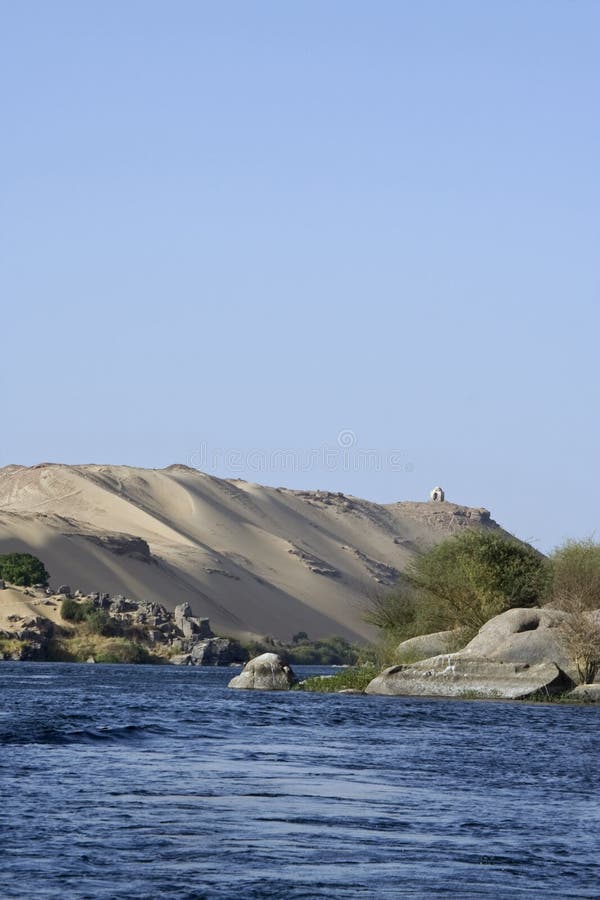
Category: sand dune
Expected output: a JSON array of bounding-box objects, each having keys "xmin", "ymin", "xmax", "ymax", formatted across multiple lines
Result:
[{"xmin": 0, "ymin": 464, "xmax": 505, "ymax": 642}]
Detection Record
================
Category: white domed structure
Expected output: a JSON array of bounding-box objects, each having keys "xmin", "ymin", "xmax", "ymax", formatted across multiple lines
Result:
[{"xmin": 430, "ymin": 486, "xmax": 445, "ymax": 502}]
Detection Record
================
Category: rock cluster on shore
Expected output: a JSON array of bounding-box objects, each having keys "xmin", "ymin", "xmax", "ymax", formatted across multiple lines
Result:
[
  {"xmin": 227, "ymin": 606, "xmax": 599, "ymax": 702},
  {"xmin": 0, "ymin": 583, "xmax": 247, "ymax": 665},
  {"xmin": 364, "ymin": 656, "xmax": 572, "ymax": 700},
  {"xmin": 366, "ymin": 606, "xmax": 599, "ymax": 700}
]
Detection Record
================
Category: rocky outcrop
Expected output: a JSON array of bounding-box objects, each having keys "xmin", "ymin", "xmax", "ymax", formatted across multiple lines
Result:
[
  {"xmin": 365, "ymin": 654, "xmax": 573, "ymax": 700},
  {"xmin": 569, "ymin": 684, "xmax": 600, "ymax": 702},
  {"xmin": 0, "ymin": 582, "xmax": 241, "ymax": 665},
  {"xmin": 396, "ymin": 630, "xmax": 458, "ymax": 662},
  {"xmin": 386, "ymin": 606, "xmax": 578, "ymax": 695},
  {"xmin": 461, "ymin": 607, "xmax": 575, "ymax": 677},
  {"xmin": 173, "ymin": 602, "xmax": 213, "ymax": 639},
  {"xmin": 287, "ymin": 545, "xmax": 340, "ymax": 578},
  {"xmin": 81, "ymin": 533, "xmax": 153, "ymax": 562},
  {"xmin": 228, "ymin": 653, "xmax": 296, "ymax": 690},
  {"xmin": 171, "ymin": 637, "xmax": 246, "ymax": 666},
  {"xmin": 0, "ymin": 614, "xmax": 53, "ymax": 660}
]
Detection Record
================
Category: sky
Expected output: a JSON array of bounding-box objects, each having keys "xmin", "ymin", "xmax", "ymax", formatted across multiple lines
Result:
[{"xmin": 1, "ymin": 1, "xmax": 598, "ymax": 552}]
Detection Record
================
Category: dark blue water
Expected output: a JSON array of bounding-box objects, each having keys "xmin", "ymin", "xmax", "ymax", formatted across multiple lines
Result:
[{"xmin": 1, "ymin": 663, "xmax": 599, "ymax": 899}]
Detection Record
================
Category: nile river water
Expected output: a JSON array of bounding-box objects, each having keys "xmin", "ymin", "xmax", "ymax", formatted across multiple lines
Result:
[{"xmin": 1, "ymin": 662, "xmax": 599, "ymax": 899}]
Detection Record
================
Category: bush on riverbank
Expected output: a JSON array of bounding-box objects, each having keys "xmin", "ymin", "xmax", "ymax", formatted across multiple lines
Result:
[
  {"xmin": 548, "ymin": 538, "xmax": 600, "ymax": 612},
  {"xmin": 243, "ymin": 634, "xmax": 362, "ymax": 666},
  {"xmin": 365, "ymin": 530, "xmax": 549, "ymax": 644},
  {"xmin": 299, "ymin": 665, "xmax": 379, "ymax": 693},
  {"xmin": 47, "ymin": 633, "xmax": 164, "ymax": 664},
  {"xmin": 545, "ymin": 538, "xmax": 600, "ymax": 683}
]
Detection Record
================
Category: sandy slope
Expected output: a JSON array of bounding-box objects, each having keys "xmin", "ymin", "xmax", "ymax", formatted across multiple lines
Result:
[
  {"xmin": 0, "ymin": 587, "xmax": 68, "ymax": 634},
  {"xmin": 0, "ymin": 464, "xmax": 504, "ymax": 641}
]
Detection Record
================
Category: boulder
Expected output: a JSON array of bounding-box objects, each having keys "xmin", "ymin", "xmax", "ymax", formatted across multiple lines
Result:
[
  {"xmin": 56, "ymin": 585, "xmax": 72, "ymax": 596},
  {"xmin": 228, "ymin": 653, "xmax": 296, "ymax": 691},
  {"xmin": 109, "ymin": 595, "xmax": 136, "ymax": 614},
  {"xmin": 170, "ymin": 653, "xmax": 193, "ymax": 666},
  {"xmin": 146, "ymin": 629, "xmax": 165, "ymax": 644},
  {"xmin": 174, "ymin": 602, "xmax": 192, "ymax": 625},
  {"xmin": 569, "ymin": 684, "xmax": 600, "ymax": 703},
  {"xmin": 365, "ymin": 654, "xmax": 573, "ymax": 700},
  {"xmin": 189, "ymin": 637, "xmax": 246, "ymax": 666},
  {"xmin": 173, "ymin": 603, "xmax": 214, "ymax": 639},
  {"xmin": 463, "ymin": 607, "xmax": 574, "ymax": 676},
  {"xmin": 0, "ymin": 579, "xmax": 5, "ymax": 590},
  {"xmin": 193, "ymin": 617, "xmax": 213, "ymax": 639},
  {"xmin": 179, "ymin": 617, "xmax": 196, "ymax": 639},
  {"xmin": 168, "ymin": 639, "xmax": 245, "ymax": 666},
  {"xmin": 396, "ymin": 630, "xmax": 458, "ymax": 662}
]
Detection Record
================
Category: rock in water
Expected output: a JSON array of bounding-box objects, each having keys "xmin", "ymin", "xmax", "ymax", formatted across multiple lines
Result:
[
  {"xmin": 365, "ymin": 654, "xmax": 573, "ymax": 700},
  {"xmin": 228, "ymin": 653, "xmax": 296, "ymax": 691}
]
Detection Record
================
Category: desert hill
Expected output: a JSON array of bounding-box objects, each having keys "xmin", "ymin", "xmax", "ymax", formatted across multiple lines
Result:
[{"xmin": 0, "ymin": 463, "xmax": 506, "ymax": 642}]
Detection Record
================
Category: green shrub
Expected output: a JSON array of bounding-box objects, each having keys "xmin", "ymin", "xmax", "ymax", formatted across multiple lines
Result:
[
  {"xmin": 300, "ymin": 665, "xmax": 379, "ymax": 693},
  {"xmin": 548, "ymin": 538, "xmax": 600, "ymax": 612},
  {"xmin": 292, "ymin": 631, "xmax": 309, "ymax": 643},
  {"xmin": 84, "ymin": 608, "xmax": 112, "ymax": 636},
  {"xmin": 547, "ymin": 539, "xmax": 600, "ymax": 684},
  {"xmin": 95, "ymin": 640, "xmax": 152, "ymax": 664},
  {"xmin": 60, "ymin": 598, "xmax": 114, "ymax": 635},
  {"xmin": 0, "ymin": 552, "xmax": 49, "ymax": 587},
  {"xmin": 60, "ymin": 597, "xmax": 81, "ymax": 621},
  {"xmin": 240, "ymin": 635, "xmax": 361, "ymax": 666},
  {"xmin": 366, "ymin": 530, "xmax": 549, "ymax": 642},
  {"xmin": 287, "ymin": 635, "xmax": 359, "ymax": 665}
]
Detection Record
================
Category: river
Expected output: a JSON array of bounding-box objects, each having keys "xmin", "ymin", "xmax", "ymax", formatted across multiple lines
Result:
[{"xmin": 1, "ymin": 662, "xmax": 598, "ymax": 898}]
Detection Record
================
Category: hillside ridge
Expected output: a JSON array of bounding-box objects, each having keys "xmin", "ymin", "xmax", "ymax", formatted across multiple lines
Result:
[{"xmin": 0, "ymin": 463, "xmax": 508, "ymax": 641}]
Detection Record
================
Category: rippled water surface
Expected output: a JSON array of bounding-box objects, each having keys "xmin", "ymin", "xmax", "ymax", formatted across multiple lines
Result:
[{"xmin": 1, "ymin": 662, "xmax": 599, "ymax": 899}]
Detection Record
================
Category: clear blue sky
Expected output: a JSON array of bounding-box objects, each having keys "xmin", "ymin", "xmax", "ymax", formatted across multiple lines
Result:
[{"xmin": 1, "ymin": 1, "xmax": 598, "ymax": 552}]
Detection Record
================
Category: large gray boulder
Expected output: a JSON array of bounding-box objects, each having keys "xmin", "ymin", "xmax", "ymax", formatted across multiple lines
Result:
[
  {"xmin": 396, "ymin": 630, "xmax": 458, "ymax": 662},
  {"xmin": 169, "ymin": 637, "xmax": 247, "ymax": 666},
  {"xmin": 365, "ymin": 654, "xmax": 572, "ymax": 700},
  {"xmin": 569, "ymin": 684, "xmax": 600, "ymax": 703},
  {"xmin": 462, "ymin": 607, "xmax": 574, "ymax": 676},
  {"xmin": 228, "ymin": 653, "xmax": 296, "ymax": 691}
]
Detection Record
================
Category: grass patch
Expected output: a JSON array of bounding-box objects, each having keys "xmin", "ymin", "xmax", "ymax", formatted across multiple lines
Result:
[
  {"xmin": 455, "ymin": 689, "xmax": 502, "ymax": 701},
  {"xmin": 47, "ymin": 634, "xmax": 165, "ymax": 664},
  {"xmin": 0, "ymin": 638, "xmax": 29, "ymax": 659},
  {"xmin": 523, "ymin": 689, "xmax": 580, "ymax": 704},
  {"xmin": 298, "ymin": 665, "xmax": 379, "ymax": 693}
]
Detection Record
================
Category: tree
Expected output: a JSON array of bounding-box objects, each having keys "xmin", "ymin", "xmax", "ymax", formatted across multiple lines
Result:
[
  {"xmin": 366, "ymin": 529, "xmax": 549, "ymax": 641},
  {"xmin": 548, "ymin": 538, "xmax": 600, "ymax": 611},
  {"xmin": 560, "ymin": 609, "xmax": 600, "ymax": 684},
  {"xmin": 292, "ymin": 631, "xmax": 309, "ymax": 644},
  {"xmin": 548, "ymin": 539, "xmax": 600, "ymax": 683},
  {"xmin": 0, "ymin": 553, "xmax": 49, "ymax": 587}
]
